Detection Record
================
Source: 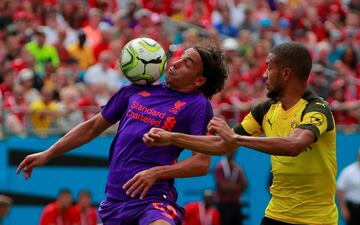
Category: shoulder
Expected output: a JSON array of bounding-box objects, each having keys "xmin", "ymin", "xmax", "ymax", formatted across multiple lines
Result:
[
  {"xmin": 343, "ymin": 163, "xmax": 359, "ymax": 174},
  {"xmin": 250, "ymin": 98, "xmax": 278, "ymax": 124},
  {"xmin": 302, "ymin": 90, "xmax": 332, "ymax": 114},
  {"xmin": 184, "ymin": 202, "xmax": 200, "ymax": 210},
  {"xmin": 43, "ymin": 202, "xmax": 58, "ymax": 213},
  {"xmin": 301, "ymin": 89, "xmax": 334, "ymax": 130}
]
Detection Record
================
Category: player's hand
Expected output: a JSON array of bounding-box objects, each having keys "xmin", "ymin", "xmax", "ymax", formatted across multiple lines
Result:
[
  {"xmin": 16, "ymin": 152, "xmax": 50, "ymax": 179},
  {"xmin": 207, "ymin": 117, "xmax": 238, "ymax": 150},
  {"xmin": 143, "ymin": 128, "xmax": 171, "ymax": 146},
  {"xmin": 123, "ymin": 168, "xmax": 159, "ymax": 200},
  {"xmin": 341, "ymin": 207, "xmax": 350, "ymax": 222}
]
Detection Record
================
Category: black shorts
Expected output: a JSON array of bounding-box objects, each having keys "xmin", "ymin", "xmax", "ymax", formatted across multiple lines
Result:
[{"xmin": 260, "ymin": 217, "xmax": 295, "ymax": 225}]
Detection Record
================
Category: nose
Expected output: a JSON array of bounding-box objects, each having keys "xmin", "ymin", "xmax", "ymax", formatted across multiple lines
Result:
[
  {"xmin": 172, "ymin": 59, "xmax": 182, "ymax": 69},
  {"xmin": 263, "ymin": 70, "xmax": 268, "ymax": 79}
]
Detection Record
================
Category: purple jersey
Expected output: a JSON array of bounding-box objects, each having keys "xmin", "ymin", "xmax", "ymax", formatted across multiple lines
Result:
[{"xmin": 101, "ymin": 83, "xmax": 213, "ymax": 202}]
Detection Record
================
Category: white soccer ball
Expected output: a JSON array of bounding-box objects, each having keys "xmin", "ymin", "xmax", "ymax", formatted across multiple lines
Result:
[{"xmin": 119, "ymin": 37, "xmax": 167, "ymax": 85}]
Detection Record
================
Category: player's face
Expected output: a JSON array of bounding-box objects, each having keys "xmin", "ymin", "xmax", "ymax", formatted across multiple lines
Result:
[
  {"xmin": 263, "ymin": 53, "xmax": 284, "ymax": 98},
  {"xmin": 166, "ymin": 48, "xmax": 206, "ymax": 92}
]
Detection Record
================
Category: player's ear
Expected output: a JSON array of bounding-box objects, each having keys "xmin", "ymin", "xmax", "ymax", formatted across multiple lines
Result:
[
  {"xmin": 194, "ymin": 76, "xmax": 207, "ymax": 87},
  {"xmin": 282, "ymin": 67, "xmax": 291, "ymax": 81}
]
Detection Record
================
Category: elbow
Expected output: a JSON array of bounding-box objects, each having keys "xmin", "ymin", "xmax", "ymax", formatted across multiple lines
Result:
[
  {"xmin": 287, "ymin": 140, "xmax": 305, "ymax": 157},
  {"xmin": 199, "ymin": 162, "xmax": 210, "ymax": 175},
  {"xmin": 194, "ymin": 157, "xmax": 211, "ymax": 175}
]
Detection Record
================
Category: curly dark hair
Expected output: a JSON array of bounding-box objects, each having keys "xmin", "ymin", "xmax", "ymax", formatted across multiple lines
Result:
[{"xmin": 194, "ymin": 42, "xmax": 229, "ymax": 99}]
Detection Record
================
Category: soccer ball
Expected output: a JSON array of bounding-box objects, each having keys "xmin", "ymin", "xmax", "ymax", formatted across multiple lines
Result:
[{"xmin": 119, "ymin": 37, "xmax": 167, "ymax": 85}]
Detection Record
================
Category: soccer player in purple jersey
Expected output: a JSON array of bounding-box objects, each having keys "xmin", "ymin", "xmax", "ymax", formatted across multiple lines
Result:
[{"xmin": 16, "ymin": 42, "xmax": 228, "ymax": 225}]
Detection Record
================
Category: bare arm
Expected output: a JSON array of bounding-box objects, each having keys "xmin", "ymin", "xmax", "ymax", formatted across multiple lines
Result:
[
  {"xmin": 207, "ymin": 117, "xmax": 315, "ymax": 156},
  {"xmin": 123, "ymin": 152, "xmax": 211, "ymax": 199},
  {"xmin": 337, "ymin": 189, "xmax": 350, "ymax": 221},
  {"xmin": 145, "ymin": 117, "xmax": 316, "ymax": 156},
  {"xmin": 153, "ymin": 152, "xmax": 210, "ymax": 179},
  {"xmin": 232, "ymin": 128, "xmax": 315, "ymax": 156},
  {"xmin": 143, "ymin": 128, "xmax": 228, "ymax": 155},
  {"xmin": 16, "ymin": 113, "xmax": 112, "ymax": 178}
]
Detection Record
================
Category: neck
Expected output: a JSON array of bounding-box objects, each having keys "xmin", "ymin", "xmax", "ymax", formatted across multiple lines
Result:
[
  {"xmin": 166, "ymin": 83, "xmax": 197, "ymax": 94},
  {"xmin": 279, "ymin": 84, "xmax": 307, "ymax": 110}
]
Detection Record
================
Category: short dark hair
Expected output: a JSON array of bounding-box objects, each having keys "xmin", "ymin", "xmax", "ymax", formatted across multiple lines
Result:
[
  {"xmin": 194, "ymin": 42, "xmax": 228, "ymax": 99},
  {"xmin": 270, "ymin": 42, "xmax": 312, "ymax": 81},
  {"xmin": 58, "ymin": 188, "xmax": 71, "ymax": 196}
]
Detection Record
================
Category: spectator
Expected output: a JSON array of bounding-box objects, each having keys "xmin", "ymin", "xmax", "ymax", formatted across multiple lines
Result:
[
  {"xmin": 214, "ymin": 150, "xmax": 247, "ymax": 225},
  {"xmin": 93, "ymin": 24, "xmax": 112, "ymax": 62},
  {"xmin": 83, "ymin": 8, "xmax": 103, "ymax": 48},
  {"xmin": 58, "ymin": 86, "xmax": 83, "ymax": 132},
  {"xmin": 67, "ymin": 30, "xmax": 95, "ymax": 71},
  {"xmin": 0, "ymin": 194, "xmax": 12, "ymax": 225},
  {"xmin": 238, "ymin": 7, "xmax": 257, "ymax": 33},
  {"xmin": 213, "ymin": 6, "xmax": 239, "ymax": 38},
  {"xmin": 3, "ymin": 85, "xmax": 28, "ymax": 135},
  {"xmin": 83, "ymin": 50, "xmax": 123, "ymax": 93},
  {"xmin": 70, "ymin": 190, "xmax": 97, "ymax": 225},
  {"xmin": 29, "ymin": 86, "xmax": 59, "ymax": 132},
  {"xmin": 337, "ymin": 148, "xmax": 360, "ymax": 225},
  {"xmin": 76, "ymin": 83, "xmax": 100, "ymax": 121},
  {"xmin": 53, "ymin": 29, "xmax": 70, "ymax": 66},
  {"xmin": 184, "ymin": 0, "xmax": 214, "ymax": 28},
  {"xmin": 18, "ymin": 68, "xmax": 41, "ymax": 104},
  {"xmin": 25, "ymin": 28, "xmax": 60, "ymax": 76},
  {"xmin": 133, "ymin": 9, "xmax": 159, "ymax": 40},
  {"xmin": 0, "ymin": 69, "xmax": 14, "ymax": 98},
  {"xmin": 183, "ymin": 189, "xmax": 220, "ymax": 225},
  {"xmin": 39, "ymin": 189, "xmax": 73, "ymax": 225}
]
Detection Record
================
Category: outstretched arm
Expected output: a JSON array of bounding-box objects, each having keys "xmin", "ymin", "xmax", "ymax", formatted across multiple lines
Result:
[
  {"xmin": 208, "ymin": 117, "xmax": 315, "ymax": 156},
  {"xmin": 144, "ymin": 117, "xmax": 316, "ymax": 156},
  {"xmin": 123, "ymin": 152, "xmax": 210, "ymax": 199},
  {"xmin": 143, "ymin": 128, "xmax": 229, "ymax": 155},
  {"xmin": 16, "ymin": 113, "xmax": 112, "ymax": 178}
]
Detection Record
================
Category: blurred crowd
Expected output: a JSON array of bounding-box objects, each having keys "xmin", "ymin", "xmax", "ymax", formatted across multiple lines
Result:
[{"xmin": 0, "ymin": 0, "xmax": 359, "ymax": 138}]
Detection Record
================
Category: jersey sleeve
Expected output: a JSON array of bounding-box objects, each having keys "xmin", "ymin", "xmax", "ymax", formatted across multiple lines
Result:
[
  {"xmin": 189, "ymin": 98, "xmax": 214, "ymax": 135},
  {"xmin": 234, "ymin": 113, "xmax": 263, "ymax": 136},
  {"xmin": 234, "ymin": 99, "xmax": 275, "ymax": 136},
  {"xmin": 297, "ymin": 101, "xmax": 334, "ymax": 141},
  {"xmin": 101, "ymin": 85, "xmax": 138, "ymax": 124}
]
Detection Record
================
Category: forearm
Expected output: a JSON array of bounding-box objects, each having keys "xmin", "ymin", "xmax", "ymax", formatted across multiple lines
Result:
[
  {"xmin": 44, "ymin": 115, "xmax": 109, "ymax": 159},
  {"xmin": 337, "ymin": 190, "xmax": 349, "ymax": 211},
  {"xmin": 153, "ymin": 153, "xmax": 210, "ymax": 179},
  {"xmin": 234, "ymin": 135, "xmax": 306, "ymax": 156},
  {"xmin": 170, "ymin": 133, "xmax": 227, "ymax": 155}
]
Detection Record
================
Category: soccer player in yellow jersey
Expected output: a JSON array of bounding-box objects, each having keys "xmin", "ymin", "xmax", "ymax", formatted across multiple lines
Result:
[{"xmin": 143, "ymin": 42, "xmax": 338, "ymax": 225}]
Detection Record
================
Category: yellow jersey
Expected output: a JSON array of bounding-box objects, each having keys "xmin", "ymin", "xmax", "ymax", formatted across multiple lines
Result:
[
  {"xmin": 234, "ymin": 89, "xmax": 338, "ymax": 225},
  {"xmin": 30, "ymin": 100, "xmax": 59, "ymax": 131}
]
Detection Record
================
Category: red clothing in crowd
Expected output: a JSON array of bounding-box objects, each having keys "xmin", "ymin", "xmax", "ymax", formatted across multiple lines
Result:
[
  {"xmin": 142, "ymin": 0, "xmax": 172, "ymax": 16},
  {"xmin": 70, "ymin": 205, "xmax": 97, "ymax": 225},
  {"xmin": 39, "ymin": 202, "xmax": 74, "ymax": 225},
  {"xmin": 3, "ymin": 96, "xmax": 28, "ymax": 125},
  {"xmin": 214, "ymin": 159, "xmax": 246, "ymax": 204},
  {"xmin": 77, "ymin": 96, "xmax": 99, "ymax": 121},
  {"xmin": 183, "ymin": 202, "xmax": 220, "ymax": 225}
]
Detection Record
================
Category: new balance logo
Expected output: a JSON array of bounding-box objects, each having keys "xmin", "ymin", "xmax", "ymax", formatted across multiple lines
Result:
[{"xmin": 138, "ymin": 91, "xmax": 151, "ymax": 97}]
